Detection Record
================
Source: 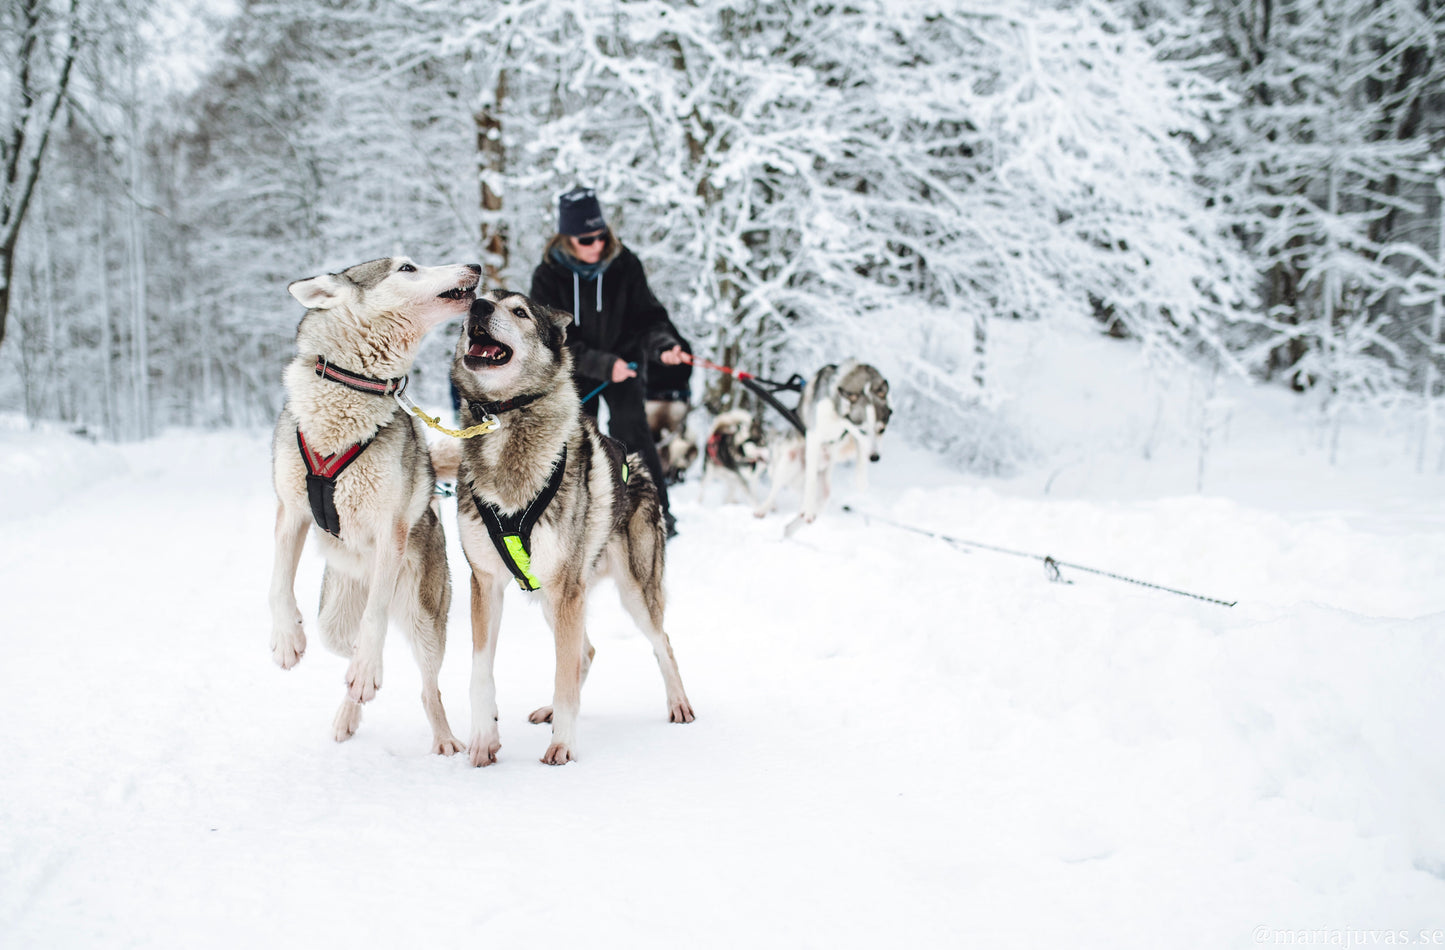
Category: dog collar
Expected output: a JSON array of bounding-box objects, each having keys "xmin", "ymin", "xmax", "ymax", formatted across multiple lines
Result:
[
  {"xmin": 467, "ymin": 391, "xmax": 548, "ymax": 419},
  {"xmin": 314, "ymin": 356, "xmax": 406, "ymax": 396}
]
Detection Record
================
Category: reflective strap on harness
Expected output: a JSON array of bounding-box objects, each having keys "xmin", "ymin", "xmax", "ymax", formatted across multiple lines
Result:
[
  {"xmin": 297, "ymin": 429, "xmax": 374, "ymax": 537},
  {"xmin": 502, "ymin": 536, "xmax": 538, "ymax": 590},
  {"xmin": 474, "ymin": 446, "xmax": 568, "ymax": 592}
]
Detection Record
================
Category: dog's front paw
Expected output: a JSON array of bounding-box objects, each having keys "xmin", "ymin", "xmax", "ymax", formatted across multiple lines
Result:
[
  {"xmin": 270, "ymin": 623, "xmax": 306, "ymax": 669},
  {"xmin": 468, "ymin": 730, "xmax": 501, "ymax": 767},
  {"xmin": 527, "ymin": 705, "xmax": 553, "ymax": 724},
  {"xmin": 668, "ymin": 697, "xmax": 696, "ymax": 724},
  {"xmin": 541, "ymin": 742, "xmax": 574, "ymax": 766},
  {"xmin": 344, "ymin": 653, "xmax": 383, "ymax": 703}
]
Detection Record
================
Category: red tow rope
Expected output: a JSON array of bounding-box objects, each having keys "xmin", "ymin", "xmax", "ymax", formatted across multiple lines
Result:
[
  {"xmin": 678, "ymin": 352, "xmax": 807, "ymax": 435},
  {"xmin": 679, "ymin": 351, "xmax": 754, "ymax": 380}
]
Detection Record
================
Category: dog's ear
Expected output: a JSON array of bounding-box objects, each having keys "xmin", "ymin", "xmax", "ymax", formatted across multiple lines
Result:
[
  {"xmin": 288, "ymin": 273, "xmax": 353, "ymax": 310},
  {"xmin": 533, "ymin": 301, "xmax": 573, "ymax": 330}
]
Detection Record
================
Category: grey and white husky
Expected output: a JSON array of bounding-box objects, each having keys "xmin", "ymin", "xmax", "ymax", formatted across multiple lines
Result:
[
  {"xmin": 755, "ymin": 359, "xmax": 892, "ymax": 529},
  {"xmin": 450, "ymin": 289, "xmax": 695, "ymax": 768},
  {"xmin": 268, "ymin": 256, "xmax": 478, "ymax": 754}
]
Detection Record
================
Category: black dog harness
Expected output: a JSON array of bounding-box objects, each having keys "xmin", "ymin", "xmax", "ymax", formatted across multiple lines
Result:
[
  {"xmin": 474, "ymin": 447, "xmax": 568, "ymax": 592},
  {"xmin": 296, "ymin": 357, "xmax": 404, "ymax": 537},
  {"xmin": 472, "ymin": 435, "xmax": 632, "ymax": 592}
]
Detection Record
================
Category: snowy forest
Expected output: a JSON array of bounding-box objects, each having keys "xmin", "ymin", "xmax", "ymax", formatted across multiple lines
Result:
[{"xmin": 2, "ymin": 0, "xmax": 1443, "ymax": 468}]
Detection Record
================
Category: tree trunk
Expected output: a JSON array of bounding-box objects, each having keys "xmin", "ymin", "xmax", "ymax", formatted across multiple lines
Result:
[
  {"xmin": 1421, "ymin": 177, "xmax": 1445, "ymax": 473},
  {"xmin": 0, "ymin": 0, "xmax": 79, "ymax": 351},
  {"xmin": 476, "ymin": 71, "xmax": 508, "ymax": 290},
  {"xmin": 38, "ymin": 189, "xmax": 58, "ymax": 423},
  {"xmin": 0, "ymin": 250, "xmax": 13, "ymax": 351},
  {"xmin": 126, "ymin": 86, "xmax": 150, "ymax": 440},
  {"xmin": 973, "ymin": 310, "xmax": 987, "ymax": 389},
  {"xmin": 97, "ymin": 214, "xmax": 115, "ymax": 437}
]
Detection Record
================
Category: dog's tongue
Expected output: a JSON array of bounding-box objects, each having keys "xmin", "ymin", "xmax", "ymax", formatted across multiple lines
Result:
[{"xmin": 468, "ymin": 342, "xmax": 504, "ymax": 360}]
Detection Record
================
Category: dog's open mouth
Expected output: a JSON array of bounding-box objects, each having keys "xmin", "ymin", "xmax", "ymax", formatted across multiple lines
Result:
[
  {"xmin": 463, "ymin": 334, "xmax": 512, "ymax": 369},
  {"xmin": 438, "ymin": 279, "xmax": 478, "ymax": 301}
]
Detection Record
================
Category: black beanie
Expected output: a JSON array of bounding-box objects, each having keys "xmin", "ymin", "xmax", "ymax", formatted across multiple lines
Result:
[{"xmin": 557, "ymin": 186, "xmax": 607, "ymax": 236}]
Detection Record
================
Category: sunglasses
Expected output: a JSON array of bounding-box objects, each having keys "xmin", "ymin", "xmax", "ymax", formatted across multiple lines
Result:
[{"xmin": 573, "ymin": 230, "xmax": 609, "ymax": 246}]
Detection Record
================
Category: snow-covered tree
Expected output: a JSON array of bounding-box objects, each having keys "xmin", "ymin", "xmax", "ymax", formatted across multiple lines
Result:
[
  {"xmin": 1197, "ymin": 0, "xmax": 1440, "ymax": 407},
  {"xmin": 332, "ymin": 0, "xmax": 1253, "ymax": 462},
  {"xmin": 1, "ymin": 0, "xmax": 81, "ymax": 349}
]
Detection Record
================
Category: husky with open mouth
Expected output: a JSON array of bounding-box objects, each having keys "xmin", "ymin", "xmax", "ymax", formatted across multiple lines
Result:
[
  {"xmin": 450, "ymin": 289, "xmax": 695, "ymax": 767},
  {"xmin": 268, "ymin": 257, "xmax": 478, "ymax": 754}
]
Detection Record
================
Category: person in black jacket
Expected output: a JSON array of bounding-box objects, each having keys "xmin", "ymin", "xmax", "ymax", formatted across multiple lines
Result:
[{"xmin": 530, "ymin": 186, "xmax": 686, "ymax": 537}]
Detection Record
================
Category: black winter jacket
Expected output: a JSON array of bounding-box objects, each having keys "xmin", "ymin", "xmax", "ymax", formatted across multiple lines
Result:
[{"xmin": 530, "ymin": 243, "xmax": 682, "ymax": 382}]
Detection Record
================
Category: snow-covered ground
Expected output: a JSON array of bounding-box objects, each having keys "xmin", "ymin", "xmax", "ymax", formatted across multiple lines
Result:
[{"xmin": 3, "ymin": 321, "xmax": 1444, "ymax": 948}]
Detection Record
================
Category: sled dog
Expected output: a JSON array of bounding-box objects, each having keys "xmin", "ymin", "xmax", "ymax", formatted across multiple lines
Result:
[
  {"xmin": 268, "ymin": 256, "xmax": 478, "ymax": 754},
  {"xmin": 646, "ymin": 357, "xmax": 698, "ymax": 484},
  {"xmin": 659, "ymin": 426, "xmax": 700, "ymax": 485},
  {"xmin": 450, "ymin": 289, "xmax": 695, "ymax": 767},
  {"xmin": 754, "ymin": 360, "xmax": 892, "ymax": 528},
  {"xmin": 698, "ymin": 408, "xmax": 769, "ymax": 505},
  {"xmin": 646, "ymin": 394, "xmax": 698, "ymax": 485}
]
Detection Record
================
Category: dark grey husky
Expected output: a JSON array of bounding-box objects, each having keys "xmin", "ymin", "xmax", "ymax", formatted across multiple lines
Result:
[{"xmin": 450, "ymin": 289, "xmax": 695, "ymax": 767}]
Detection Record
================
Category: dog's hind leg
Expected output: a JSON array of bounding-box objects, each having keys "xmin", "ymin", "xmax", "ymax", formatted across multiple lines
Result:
[
  {"xmin": 612, "ymin": 533, "xmax": 695, "ymax": 724},
  {"xmin": 467, "ymin": 569, "xmax": 509, "ymax": 766},
  {"xmin": 269, "ymin": 504, "xmax": 310, "ymax": 669},
  {"xmin": 754, "ymin": 442, "xmax": 797, "ymax": 518},
  {"xmin": 527, "ymin": 634, "xmax": 595, "ymax": 725},
  {"xmin": 401, "ymin": 519, "xmax": 462, "ymax": 756},
  {"xmin": 317, "ymin": 565, "xmax": 369, "ymax": 742},
  {"xmin": 332, "ymin": 697, "xmax": 363, "ymax": 743},
  {"xmin": 753, "ymin": 471, "xmax": 782, "ymax": 518},
  {"xmin": 800, "ymin": 435, "xmax": 828, "ymax": 524},
  {"xmin": 317, "ymin": 566, "xmax": 367, "ymax": 657},
  {"xmin": 536, "ymin": 580, "xmax": 589, "ymax": 765},
  {"xmin": 345, "ymin": 519, "xmax": 409, "ymax": 704}
]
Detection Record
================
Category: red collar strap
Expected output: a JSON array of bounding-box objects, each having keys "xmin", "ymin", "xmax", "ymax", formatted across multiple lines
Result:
[{"xmin": 314, "ymin": 357, "xmax": 406, "ymax": 396}]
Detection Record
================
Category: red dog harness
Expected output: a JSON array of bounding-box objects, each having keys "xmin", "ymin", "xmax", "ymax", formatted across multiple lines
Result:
[
  {"xmin": 296, "ymin": 430, "xmax": 374, "ymax": 537},
  {"xmin": 295, "ymin": 356, "xmax": 403, "ymax": 538}
]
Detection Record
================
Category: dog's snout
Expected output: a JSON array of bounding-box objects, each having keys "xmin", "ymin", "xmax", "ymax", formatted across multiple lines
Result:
[
  {"xmin": 469, "ymin": 297, "xmax": 494, "ymax": 320},
  {"xmin": 466, "ymin": 263, "xmax": 481, "ymax": 275},
  {"xmin": 869, "ymin": 453, "xmax": 880, "ymax": 463}
]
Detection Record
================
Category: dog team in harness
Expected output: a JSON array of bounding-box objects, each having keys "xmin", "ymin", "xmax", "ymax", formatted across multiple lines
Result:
[{"xmin": 269, "ymin": 185, "xmax": 890, "ymax": 765}]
